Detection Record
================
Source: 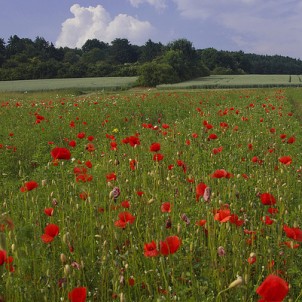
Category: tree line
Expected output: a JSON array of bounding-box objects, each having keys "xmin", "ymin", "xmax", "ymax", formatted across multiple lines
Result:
[{"xmin": 0, "ymin": 35, "xmax": 302, "ymax": 86}]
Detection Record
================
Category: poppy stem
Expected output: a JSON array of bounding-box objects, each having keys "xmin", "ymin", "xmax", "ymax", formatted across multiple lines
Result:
[{"xmin": 295, "ymin": 290, "xmax": 302, "ymax": 302}]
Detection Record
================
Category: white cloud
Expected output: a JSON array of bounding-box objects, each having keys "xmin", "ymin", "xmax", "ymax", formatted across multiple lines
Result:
[
  {"xmin": 172, "ymin": 0, "xmax": 302, "ymax": 58},
  {"xmin": 128, "ymin": 0, "xmax": 167, "ymax": 10},
  {"xmin": 56, "ymin": 4, "xmax": 154, "ymax": 48}
]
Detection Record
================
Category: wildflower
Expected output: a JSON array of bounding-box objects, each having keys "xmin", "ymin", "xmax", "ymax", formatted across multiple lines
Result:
[
  {"xmin": 41, "ymin": 223, "xmax": 60, "ymax": 243},
  {"xmin": 0, "ymin": 250, "xmax": 7, "ymax": 265},
  {"xmin": 114, "ymin": 211, "xmax": 136, "ymax": 229},
  {"xmin": 283, "ymin": 225, "xmax": 302, "ymax": 242},
  {"xmin": 77, "ymin": 132, "xmax": 85, "ymax": 139},
  {"xmin": 247, "ymin": 252, "xmax": 257, "ymax": 264},
  {"xmin": 20, "ymin": 180, "xmax": 38, "ymax": 192},
  {"xmin": 150, "ymin": 142, "xmax": 161, "ymax": 152},
  {"xmin": 106, "ymin": 172, "xmax": 117, "ymax": 182},
  {"xmin": 161, "ymin": 202, "xmax": 171, "ymax": 213},
  {"xmin": 260, "ymin": 193, "xmax": 276, "ymax": 206},
  {"xmin": 214, "ymin": 209, "xmax": 231, "ymax": 223},
  {"xmin": 144, "ymin": 241, "xmax": 159, "ymax": 257},
  {"xmin": 129, "ymin": 159, "xmax": 137, "ymax": 171},
  {"xmin": 68, "ymin": 287, "xmax": 87, "ymax": 302},
  {"xmin": 196, "ymin": 182, "xmax": 207, "ymax": 201},
  {"xmin": 153, "ymin": 153, "xmax": 164, "ymax": 161},
  {"xmin": 51, "ymin": 147, "xmax": 71, "ymax": 160},
  {"xmin": 44, "ymin": 208, "xmax": 54, "ymax": 216},
  {"xmin": 211, "ymin": 169, "xmax": 232, "ymax": 179},
  {"xmin": 160, "ymin": 236, "xmax": 181, "ymax": 256},
  {"xmin": 278, "ymin": 156, "xmax": 292, "ymax": 165},
  {"xmin": 256, "ymin": 274, "xmax": 289, "ymax": 302}
]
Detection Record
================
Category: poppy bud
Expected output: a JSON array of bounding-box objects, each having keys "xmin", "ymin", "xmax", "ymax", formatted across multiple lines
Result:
[
  {"xmin": 228, "ymin": 276, "xmax": 243, "ymax": 288},
  {"xmin": 64, "ymin": 264, "xmax": 70, "ymax": 276},
  {"xmin": 60, "ymin": 253, "xmax": 67, "ymax": 264},
  {"xmin": 41, "ymin": 179, "xmax": 47, "ymax": 187},
  {"xmin": 177, "ymin": 223, "xmax": 181, "ymax": 233}
]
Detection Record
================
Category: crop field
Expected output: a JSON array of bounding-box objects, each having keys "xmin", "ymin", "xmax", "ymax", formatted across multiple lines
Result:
[
  {"xmin": 0, "ymin": 87, "xmax": 302, "ymax": 301},
  {"xmin": 0, "ymin": 77, "xmax": 138, "ymax": 92},
  {"xmin": 157, "ymin": 75, "xmax": 302, "ymax": 89}
]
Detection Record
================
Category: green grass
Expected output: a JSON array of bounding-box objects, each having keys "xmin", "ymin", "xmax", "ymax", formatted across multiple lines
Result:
[
  {"xmin": 157, "ymin": 75, "xmax": 302, "ymax": 89},
  {"xmin": 0, "ymin": 76, "xmax": 138, "ymax": 92},
  {"xmin": 0, "ymin": 87, "xmax": 302, "ymax": 301}
]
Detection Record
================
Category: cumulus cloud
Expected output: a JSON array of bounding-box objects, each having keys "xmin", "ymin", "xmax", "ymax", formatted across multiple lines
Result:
[
  {"xmin": 56, "ymin": 4, "xmax": 154, "ymax": 48},
  {"xmin": 172, "ymin": 0, "xmax": 302, "ymax": 58},
  {"xmin": 128, "ymin": 0, "xmax": 167, "ymax": 10}
]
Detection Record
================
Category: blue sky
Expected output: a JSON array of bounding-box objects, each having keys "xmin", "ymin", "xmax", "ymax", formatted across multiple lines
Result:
[{"xmin": 1, "ymin": 0, "xmax": 302, "ymax": 59}]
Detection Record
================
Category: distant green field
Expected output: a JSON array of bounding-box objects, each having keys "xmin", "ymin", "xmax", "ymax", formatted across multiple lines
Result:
[
  {"xmin": 0, "ymin": 76, "xmax": 138, "ymax": 92},
  {"xmin": 157, "ymin": 74, "xmax": 302, "ymax": 89}
]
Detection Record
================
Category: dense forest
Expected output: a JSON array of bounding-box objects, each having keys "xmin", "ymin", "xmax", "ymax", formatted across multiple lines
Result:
[{"xmin": 1, "ymin": 35, "xmax": 302, "ymax": 86}]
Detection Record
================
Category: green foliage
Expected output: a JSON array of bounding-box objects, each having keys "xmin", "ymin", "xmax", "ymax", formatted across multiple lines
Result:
[{"xmin": 137, "ymin": 61, "xmax": 179, "ymax": 86}]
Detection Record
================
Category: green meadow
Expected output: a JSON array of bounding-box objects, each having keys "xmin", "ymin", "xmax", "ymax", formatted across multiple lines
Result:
[{"xmin": 0, "ymin": 84, "xmax": 302, "ymax": 301}]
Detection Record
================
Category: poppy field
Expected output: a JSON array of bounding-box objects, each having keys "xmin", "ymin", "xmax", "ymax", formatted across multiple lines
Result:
[{"xmin": 0, "ymin": 88, "xmax": 302, "ymax": 301}]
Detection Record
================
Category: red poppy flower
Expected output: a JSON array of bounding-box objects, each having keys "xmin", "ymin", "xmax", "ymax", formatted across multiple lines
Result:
[
  {"xmin": 114, "ymin": 212, "xmax": 136, "ymax": 229},
  {"xmin": 20, "ymin": 180, "xmax": 39, "ymax": 192},
  {"xmin": 150, "ymin": 142, "xmax": 161, "ymax": 152},
  {"xmin": 287, "ymin": 136, "xmax": 295, "ymax": 144},
  {"xmin": 128, "ymin": 277, "xmax": 135, "ymax": 286},
  {"xmin": 86, "ymin": 143, "xmax": 95, "ymax": 152},
  {"xmin": 212, "ymin": 146, "xmax": 223, "ymax": 155},
  {"xmin": 77, "ymin": 132, "xmax": 86, "ymax": 139},
  {"xmin": 136, "ymin": 191, "xmax": 144, "ymax": 196},
  {"xmin": 110, "ymin": 141, "xmax": 117, "ymax": 150},
  {"xmin": 268, "ymin": 207, "xmax": 278, "ymax": 215},
  {"xmin": 196, "ymin": 182, "xmax": 207, "ymax": 201},
  {"xmin": 256, "ymin": 274, "xmax": 288, "ymax": 302},
  {"xmin": 208, "ymin": 133, "xmax": 218, "ymax": 140},
  {"xmin": 260, "ymin": 193, "xmax": 276, "ymax": 206},
  {"xmin": 68, "ymin": 287, "xmax": 87, "ymax": 302},
  {"xmin": 211, "ymin": 169, "xmax": 232, "ymax": 179},
  {"xmin": 51, "ymin": 147, "xmax": 71, "ymax": 160},
  {"xmin": 283, "ymin": 225, "xmax": 302, "ymax": 242},
  {"xmin": 262, "ymin": 215, "xmax": 274, "ymax": 225},
  {"xmin": 129, "ymin": 159, "xmax": 137, "ymax": 171},
  {"xmin": 214, "ymin": 209, "xmax": 231, "ymax": 222},
  {"xmin": 144, "ymin": 241, "xmax": 159, "ymax": 257},
  {"xmin": 247, "ymin": 254, "xmax": 257, "ymax": 265},
  {"xmin": 73, "ymin": 167, "xmax": 87, "ymax": 175},
  {"xmin": 161, "ymin": 202, "xmax": 171, "ymax": 213},
  {"xmin": 44, "ymin": 208, "xmax": 54, "ymax": 216},
  {"xmin": 229, "ymin": 214, "xmax": 244, "ymax": 226},
  {"xmin": 41, "ymin": 223, "xmax": 60, "ymax": 243},
  {"xmin": 162, "ymin": 123, "xmax": 169, "ymax": 129},
  {"xmin": 76, "ymin": 174, "xmax": 93, "ymax": 183},
  {"xmin": 128, "ymin": 135, "xmax": 140, "ymax": 147},
  {"xmin": 0, "ymin": 250, "xmax": 7, "ymax": 265},
  {"xmin": 153, "ymin": 153, "xmax": 164, "ymax": 161},
  {"xmin": 106, "ymin": 172, "xmax": 117, "ymax": 182},
  {"xmin": 121, "ymin": 200, "xmax": 130, "ymax": 208},
  {"xmin": 281, "ymin": 241, "xmax": 300, "ymax": 249},
  {"xmin": 87, "ymin": 135, "xmax": 94, "ymax": 141},
  {"xmin": 278, "ymin": 156, "xmax": 292, "ymax": 165},
  {"xmin": 85, "ymin": 161, "xmax": 92, "ymax": 168},
  {"xmin": 160, "ymin": 236, "xmax": 181, "ymax": 256},
  {"xmin": 79, "ymin": 192, "xmax": 89, "ymax": 200},
  {"xmin": 69, "ymin": 140, "xmax": 76, "ymax": 147},
  {"xmin": 195, "ymin": 220, "xmax": 207, "ymax": 227}
]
